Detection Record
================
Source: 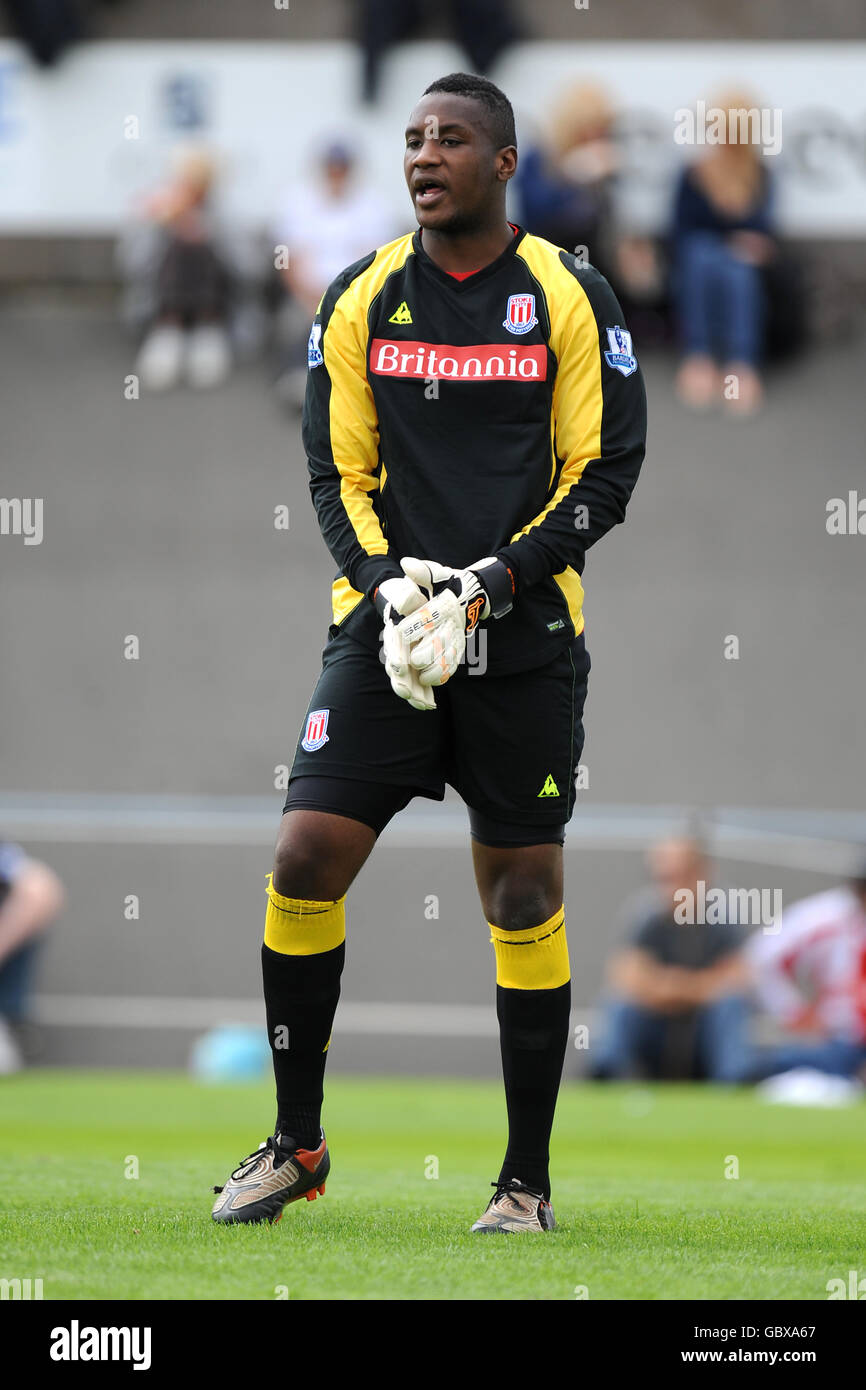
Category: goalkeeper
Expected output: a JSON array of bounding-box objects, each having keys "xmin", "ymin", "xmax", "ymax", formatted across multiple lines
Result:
[{"xmin": 213, "ymin": 72, "xmax": 646, "ymax": 1232}]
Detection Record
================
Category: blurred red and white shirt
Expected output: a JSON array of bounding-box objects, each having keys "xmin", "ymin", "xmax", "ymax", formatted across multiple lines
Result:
[{"xmin": 748, "ymin": 888, "xmax": 866, "ymax": 1042}]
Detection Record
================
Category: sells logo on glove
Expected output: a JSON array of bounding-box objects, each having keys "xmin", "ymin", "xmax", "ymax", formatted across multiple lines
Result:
[{"xmin": 400, "ymin": 601, "xmax": 448, "ymax": 643}]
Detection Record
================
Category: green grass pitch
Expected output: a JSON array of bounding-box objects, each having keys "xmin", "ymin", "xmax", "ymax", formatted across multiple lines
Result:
[{"xmin": 2, "ymin": 1069, "xmax": 865, "ymax": 1300}]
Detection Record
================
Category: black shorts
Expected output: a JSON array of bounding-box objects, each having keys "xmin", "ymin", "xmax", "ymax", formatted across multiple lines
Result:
[{"xmin": 285, "ymin": 628, "xmax": 590, "ymax": 847}]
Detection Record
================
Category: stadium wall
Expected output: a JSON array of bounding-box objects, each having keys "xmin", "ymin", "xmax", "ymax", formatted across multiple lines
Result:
[{"xmin": 0, "ymin": 39, "xmax": 865, "ymax": 238}]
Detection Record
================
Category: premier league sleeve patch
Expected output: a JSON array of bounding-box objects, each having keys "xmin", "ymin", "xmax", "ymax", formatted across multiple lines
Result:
[
  {"xmin": 603, "ymin": 325, "xmax": 638, "ymax": 377},
  {"xmin": 307, "ymin": 322, "xmax": 324, "ymax": 369},
  {"xmin": 301, "ymin": 708, "xmax": 329, "ymax": 751}
]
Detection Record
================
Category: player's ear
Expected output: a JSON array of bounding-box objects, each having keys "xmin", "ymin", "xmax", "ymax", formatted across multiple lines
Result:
[{"xmin": 497, "ymin": 146, "xmax": 517, "ymax": 182}]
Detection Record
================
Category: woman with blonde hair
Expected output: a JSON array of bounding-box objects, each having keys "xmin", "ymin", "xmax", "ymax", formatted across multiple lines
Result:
[
  {"xmin": 132, "ymin": 146, "xmax": 234, "ymax": 392},
  {"xmin": 671, "ymin": 90, "xmax": 777, "ymax": 416},
  {"xmin": 515, "ymin": 81, "xmax": 618, "ymax": 277}
]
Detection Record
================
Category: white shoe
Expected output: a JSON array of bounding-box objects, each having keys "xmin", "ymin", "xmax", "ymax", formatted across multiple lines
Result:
[
  {"xmin": 0, "ymin": 1017, "xmax": 23, "ymax": 1074},
  {"xmin": 758, "ymin": 1067, "xmax": 862, "ymax": 1107},
  {"xmin": 136, "ymin": 324, "xmax": 185, "ymax": 392},
  {"xmin": 185, "ymin": 325, "xmax": 231, "ymax": 389}
]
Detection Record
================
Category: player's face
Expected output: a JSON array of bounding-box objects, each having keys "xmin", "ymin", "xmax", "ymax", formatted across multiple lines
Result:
[{"xmin": 404, "ymin": 94, "xmax": 514, "ymax": 233}]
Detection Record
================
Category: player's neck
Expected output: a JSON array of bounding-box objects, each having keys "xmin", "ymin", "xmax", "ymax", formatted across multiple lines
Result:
[{"xmin": 419, "ymin": 218, "xmax": 514, "ymax": 275}]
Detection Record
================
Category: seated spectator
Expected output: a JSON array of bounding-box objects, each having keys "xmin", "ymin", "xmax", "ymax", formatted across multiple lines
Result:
[
  {"xmin": 591, "ymin": 837, "xmax": 753, "ymax": 1082},
  {"xmin": 272, "ymin": 139, "xmax": 398, "ymax": 407},
  {"xmin": 131, "ymin": 147, "xmax": 234, "ymax": 392},
  {"xmin": 516, "ymin": 83, "xmax": 618, "ymax": 280},
  {"xmin": 747, "ymin": 864, "xmax": 866, "ymax": 1083},
  {"xmin": 671, "ymin": 90, "xmax": 777, "ymax": 416},
  {"xmin": 0, "ymin": 842, "xmax": 64, "ymax": 1072},
  {"xmin": 609, "ymin": 233, "xmax": 671, "ymax": 350}
]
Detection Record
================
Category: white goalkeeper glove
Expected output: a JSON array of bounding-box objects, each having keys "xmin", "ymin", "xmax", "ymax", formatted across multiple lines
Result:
[
  {"xmin": 396, "ymin": 556, "xmax": 515, "ymax": 688},
  {"xmin": 373, "ymin": 574, "xmax": 437, "ymax": 711}
]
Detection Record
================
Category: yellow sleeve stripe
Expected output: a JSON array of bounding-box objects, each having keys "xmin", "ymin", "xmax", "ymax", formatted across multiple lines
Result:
[
  {"xmin": 510, "ymin": 236, "xmax": 603, "ymax": 543},
  {"xmin": 331, "ymin": 575, "xmax": 365, "ymax": 626},
  {"xmin": 324, "ymin": 234, "xmax": 415, "ymax": 557},
  {"xmin": 552, "ymin": 567, "xmax": 585, "ymax": 633}
]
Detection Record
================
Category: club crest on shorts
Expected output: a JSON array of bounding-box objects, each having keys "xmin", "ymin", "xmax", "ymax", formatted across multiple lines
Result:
[
  {"xmin": 503, "ymin": 293, "xmax": 538, "ymax": 335},
  {"xmin": 603, "ymin": 325, "xmax": 638, "ymax": 376},
  {"xmin": 301, "ymin": 708, "xmax": 329, "ymax": 751}
]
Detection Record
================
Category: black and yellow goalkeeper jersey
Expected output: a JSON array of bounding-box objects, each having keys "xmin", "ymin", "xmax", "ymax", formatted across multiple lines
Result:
[{"xmin": 302, "ymin": 223, "xmax": 646, "ymax": 677}]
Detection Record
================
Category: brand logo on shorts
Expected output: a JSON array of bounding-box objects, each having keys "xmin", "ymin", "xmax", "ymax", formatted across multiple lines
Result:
[
  {"xmin": 301, "ymin": 708, "xmax": 330, "ymax": 751},
  {"xmin": 503, "ymin": 293, "xmax": 538, "ymax": 335}
]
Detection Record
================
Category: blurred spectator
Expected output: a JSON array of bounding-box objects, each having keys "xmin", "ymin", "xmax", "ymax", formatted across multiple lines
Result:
[
  {"xmin": 515, "ymin": 83, "xmax": 618, "ymax": 280},
  {"xmin": 590, "ymin": 837, "xmax": 753, "ymax": 1082},
  {"xmin": 516, "ymin": 85, "xmax": 669, "ymax": 345},
  {"xmin": 610, "ymin": 233, "xmax": 670, "ymax": 349},
  {"xmin": 272, "ymin": 139, "xmax": 397, "ymax": 408},
  {"xmin": 126, "ymin": 147, "xmax": 235, "ymax": 392},
  {"xmin": 358, "ymin": 0, "xmax": 524, "ymax": 104},
  {"xmin": 748, "ymin": 864, "xmax": 866, "ymax": 1083},
  {"xmin": 0, "ymin": 842, "xmax": 64, "ymax": 1073},
  {"xmin": 671, "ymin": 90, "xmax": 778, "ymax": 417}
]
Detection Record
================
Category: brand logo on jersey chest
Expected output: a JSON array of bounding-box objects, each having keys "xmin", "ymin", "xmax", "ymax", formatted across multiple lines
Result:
[
  {"xmin": 503, "ymin": 293, "xmax": 538, "ymax": 335},
  {"xmin": 370, "ymin": 339, "xmax": 546, "ymax": 381}
]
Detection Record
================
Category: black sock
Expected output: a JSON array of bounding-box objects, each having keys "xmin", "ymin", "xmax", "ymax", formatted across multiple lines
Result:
[
  {"xmin": 496, "ymin": 979, "xmax": 571, "ymax": 1201},
  {"xmin": 261, "ymin": 940, "xmax": 344, "ymax": 1149}
]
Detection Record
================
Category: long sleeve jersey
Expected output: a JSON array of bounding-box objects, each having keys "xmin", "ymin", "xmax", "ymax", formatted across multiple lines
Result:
[{"xmin": 302, "ymin": 223, "xmax": 646, "ymax": 677}]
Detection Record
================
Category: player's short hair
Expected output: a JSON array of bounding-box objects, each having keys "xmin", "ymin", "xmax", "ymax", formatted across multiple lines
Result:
[{"xmin": 422, "ymin": 72, "xmax": 517, "ymax": 151}]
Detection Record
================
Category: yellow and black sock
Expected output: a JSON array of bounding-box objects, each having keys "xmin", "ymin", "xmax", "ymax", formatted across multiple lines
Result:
[
  {"xmin": 261, "ymin": 874, "xmax": 346, "ymax": 1148},
  {"xmin": 489, "ymin": 907, "xmax": 571, "ymax": 1201}
]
